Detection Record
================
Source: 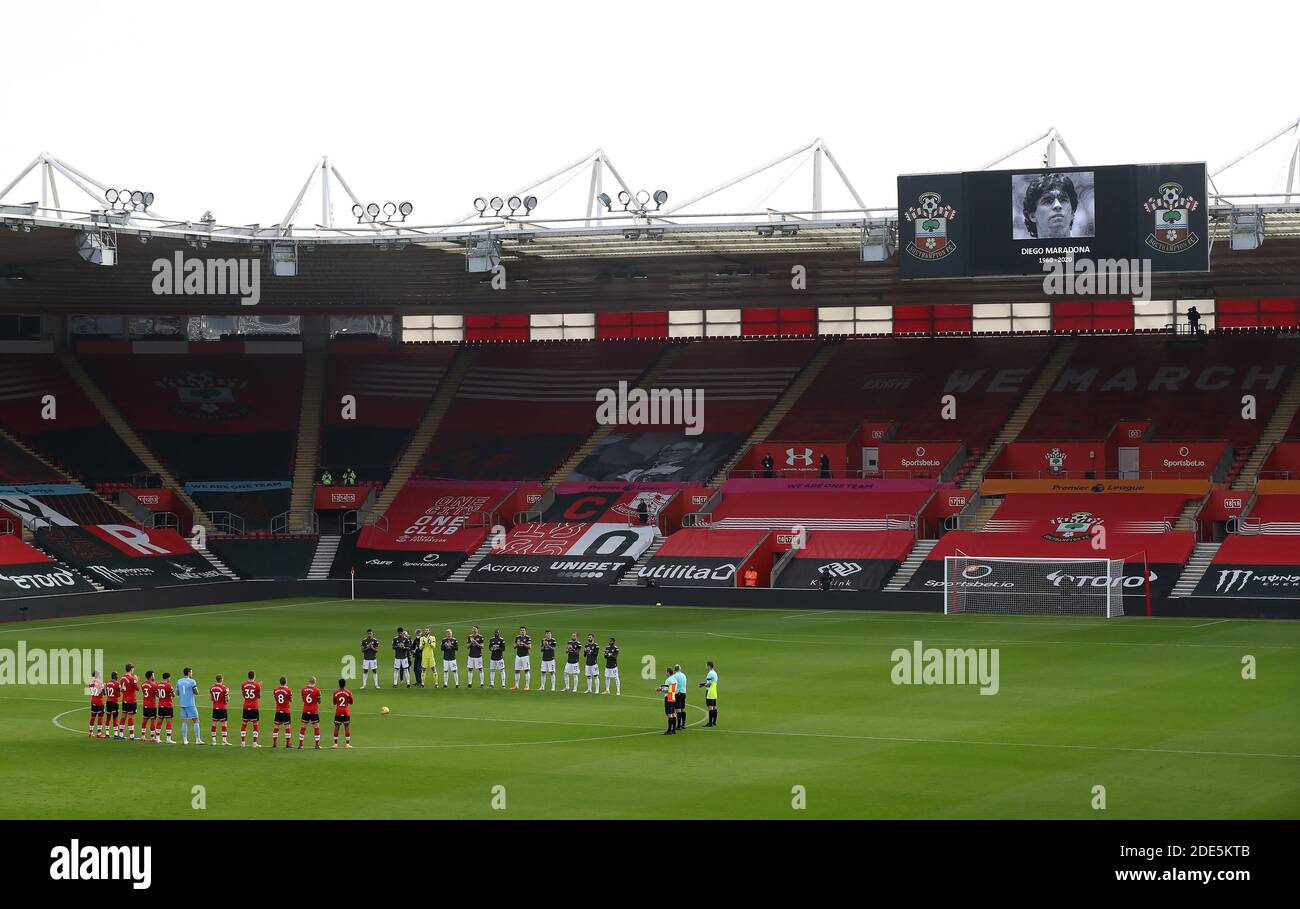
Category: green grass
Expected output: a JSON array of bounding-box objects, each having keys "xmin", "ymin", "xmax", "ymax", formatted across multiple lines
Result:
[{"xmin": 1, "ymin": 597, "xmax": 1298, "ymax": 819}]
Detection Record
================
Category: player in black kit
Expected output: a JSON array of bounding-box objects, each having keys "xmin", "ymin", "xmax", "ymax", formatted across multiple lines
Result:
[
  {"xmin": 440, "ymin": 628, "xmax": 460, "ymax": 688},
  {"xmin": 538, "ymin": 629, "xmax": 558, "ymax": 692},
  {"xmin": 603, "ymin": 637, "xmax": 621, "ymax": 696},
  {"xmin": 563, "ymin": 633, "xmax": 582, "ymax": 693},
  {"xmin": 583, "ymin": 634, "xmax": 600, "ymax": 694},
  {"xmin": 465, "ymin": 625, "xmax": 485, "ymax": 688},
  {"xmin": 488, "ymin": 629, "xmax": 507, "ymax": 689}
]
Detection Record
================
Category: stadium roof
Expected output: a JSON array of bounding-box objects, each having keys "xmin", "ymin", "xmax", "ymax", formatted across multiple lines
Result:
[{"xmin": 1, "ymin": 125, "xmax": 1297, "ymax": 315}]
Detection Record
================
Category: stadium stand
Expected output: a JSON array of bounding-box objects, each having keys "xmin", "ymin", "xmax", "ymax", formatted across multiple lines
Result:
[
  {"xmin": 769, "ymin": 336, "xmax": 1054, "ymax": 474},
  {"xmin": 0, "ymin": 431, "xmax": 66, "ymax": 484},
  {"xmin": 78, "ymin": 351, "xmax": 305, "ymax": 481},
  {"xmin": 0, "ymin": 354, "xmax": 143, "ymax": 483},
  {"xmin": 1194, "ymin": 495, "xmax": 1300, "ymax": 598},
  {"xmin": 320, "ymin": 344, "xmax": 456, "ymax": 481},
  {"xmin": 1020, "ymin": 334, "xmax": 1297, "ymax": 449},
  {"xmin": 571, "ymin": 338, "xmax": 815, "ymax": 483},
  {"xmin": 772, "ymin": 529, "xmax": 917, "ymax": 591},
  {"xmin": 207, "ymin": 536, "xmax": 319, "ymax": 580},
  {"xmin": 704, "ymin": 478, "xmax": 934, "ymax": 532},
  {"xmin": 0, "ymin": 533, "xmax": 100, "ymax": 598},
  {"xmin": 417, "ymin": 341, "xmax": 665, "ymax": 481},
  {"xmin": 187, "ymin": 485, "xmax": 293, "ymax": 533}
]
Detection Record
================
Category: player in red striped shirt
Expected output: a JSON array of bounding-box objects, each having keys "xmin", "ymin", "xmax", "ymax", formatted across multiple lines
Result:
[
  {"xmin": 141, "ymin": 671, "xmax": 159, "ymax": 743},
  {"xmin": 88, "ymin": 671, "xmax": 106, "ymax": 739},
  {"xmin": 271, "ymin": 676, "xmax": 293, "ymax": 748},
  {"xmin": 331, "ymin": 679, "xmax": 353, "ymax": 749},
  {"xmin": 299, "ymin": 677, "xmax": 323, "ymax": 750},
  {"xmin": 120, "ymin": 663, "xmax": 139, "ymax": 741},
  {"xmin": 103, "ymin": 672, "xmax": 121, "ymax": 739},
  {"xmin": 209, "ymin": 674, "xmax": 231, "ymax": 746},
  {"xmin": 156, "ymin": 672, "xmax": 176, "ymax": 744},
  {"xmin": 240, "ymin": 670, "xmax": 262, "ymax": 748}
]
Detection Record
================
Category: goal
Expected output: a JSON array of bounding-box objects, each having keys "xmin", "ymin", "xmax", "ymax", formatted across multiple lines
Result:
[{"xmin": 944, "ymin": 555, "xmax": 1126, "ymax": 617}]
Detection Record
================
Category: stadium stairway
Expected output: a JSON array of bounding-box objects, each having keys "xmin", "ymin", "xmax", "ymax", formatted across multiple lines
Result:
[
  {"xmin": 306, "ymin": 534, "xmax": 341, "ymax": 580},
  {"xmin": 56, "ymin": 351, "xmax": 215, "ymax": 533},
  {"xmin": 286, "ymin": 348, "xmax": 326, "ymax": 533},
  {"xmin": 369, "ymin": 345, "xmax": 476, "ymax": 518},
  {"xmin": 707, "ymin": 338, "xmax": 842, "ymax": 487},
  {"xmin": 1168, "ymin": 542, "xmax": 1220, "ymax": 598},
  {"xmin": 446, "ymin": 537, "xmax": 496, "ymax": 582},
  {"xmin": 615, "ymin": 533, "xmax": 667, "ymax": 586},
  {"xmin": 882, "ymin": 539, "xmax": 938, "ymax": 592},
  {"xmin": 544, "ymin": 344, "xmax": 690, "ymax": 487},
  {"xmin": 966, "ymin": 496, "xmax": 1004, "ymax": 531},
  {"xmin": 961, "ymin": 337, "xmax": 1078, "ymax": 490},
  {"xmin": 197, "ymin": 548, "xmax": 240, "ymax": 581},
  {"xmin": 1232, "ymin": 366, "xmax": 1300, "ymax": 490}
]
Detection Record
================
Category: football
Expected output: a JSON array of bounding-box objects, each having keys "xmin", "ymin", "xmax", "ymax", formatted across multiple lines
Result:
[{"xmin": 380, "ymin": 706, "xmax": 390, "ymax": 715}]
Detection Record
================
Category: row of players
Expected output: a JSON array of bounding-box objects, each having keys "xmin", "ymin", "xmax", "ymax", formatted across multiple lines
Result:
[
  {"xmin": 87, "ymin": 665, "xmax": 355, "ymax": 749},
  {"xmin": 367, "ymin": 625, "xmax": 623, "ymax": 694}
]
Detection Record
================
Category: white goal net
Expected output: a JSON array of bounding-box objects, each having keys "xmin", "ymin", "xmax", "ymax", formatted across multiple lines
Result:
[{"xmin": 944, "ymin": 555, "xmax": 1125, "ymax": 617}]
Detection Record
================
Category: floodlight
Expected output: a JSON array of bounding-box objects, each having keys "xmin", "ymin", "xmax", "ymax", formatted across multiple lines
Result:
[
  {"xmin": 1230, "ymin": 207, "xmax": 1264, "ymax": 251},
  {"xmin": 399, "ymin": 202, "xmax": 413, "ymax": 216},
  {"xmin": 597, "ymin": 192, "xmax": 612, "ymax": 209},
  {"xmin": 366, "ymin": 203, "xmax": 380, "ymax": 217},
  {"xmin": 270, "ymin": 241, "xmax": 298, "ymax": 277},
  {"xmin": 490, "ymin": 197, "xmax": 504, "ymax": 213},
  {"xmin": 473, "ymin": 197, "xmax": 488, "ymax": 214},
  {"xmin": 653, "ymin": 190, "xmax": 668, "ymax": 205},
  {"xmin": 130, "ymin": 191, "xmax": 144, "ymax": 205},
  {"xmin": 859, "ymin": 225, "xmax": 894, "ymax": 262},
  {"xmin": 618, "ymin": 190, "xmax": 631, "ymax": 206},
  {"xmin": 523, "ymin": 195, "xmax": 538, "ymax": 212},
  {"xmin": 105, "ymin": 189, "xmax": 119, "ymax": 204},
  {"xmin": 507, "ymin": 196, "xmax": 521, "ymax": 212},
  {"xmin": 352, "ymin": 204, "xmax": 364, "ymax": 218},
  {"xmin": 76, "ymin": 229, "xmax": 117, "ymax": 266},
  {"xmin": 383, "ymin": 202, "xmax": 397, "ymax": 217},
  {"xmin": 143, "ymin": 192, "xmax": 155, "ymax": 207},
  {"xmin": 635, "ymin": 190, "xmax": 650, "ymax": 206}
]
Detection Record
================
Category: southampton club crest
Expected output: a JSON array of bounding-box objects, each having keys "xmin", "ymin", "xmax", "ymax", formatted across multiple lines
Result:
[
  {"xmin": 1143, "ymin": 181, "xmax": 1200, "ymax": 254},
  {"xmin": 156, "ymin": 368, "xmax": 252, "ymax": 422},
  {"xmin": 1044, "ymin": 446, "xmax": 1067, "ymax": 474},
  {"xmin": 1043, "ymin": 511, "xmax": 1104, "ymax": 543},
  {"xmin": 904, "ymin": 191, "xmax": 958, "ymax": 261}
]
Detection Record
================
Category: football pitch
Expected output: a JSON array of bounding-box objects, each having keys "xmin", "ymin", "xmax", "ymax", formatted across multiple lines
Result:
[{"xmin": 2, "ymin": 597, "xmax": 1298, "ymax": 820}]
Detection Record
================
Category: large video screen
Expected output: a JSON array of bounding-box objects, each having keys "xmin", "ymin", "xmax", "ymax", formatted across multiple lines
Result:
[{"xmin": 898, "ymin": 162, "xmax": 1209, "ymax": 278}]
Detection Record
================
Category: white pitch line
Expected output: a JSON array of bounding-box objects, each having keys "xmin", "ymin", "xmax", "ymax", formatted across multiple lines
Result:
[
  {"xmin": 782, "ymin": 610, "xmax": 833, "ymax": 620},
  {"xmin": 1189, "ymin": 619, "xmax": 1231, "ymax": 629}
]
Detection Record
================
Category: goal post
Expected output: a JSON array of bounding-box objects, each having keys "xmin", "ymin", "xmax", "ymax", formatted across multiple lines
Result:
[{"xmin": 944, "ymin": 554, "xmax": 1125, "ymax": 617}]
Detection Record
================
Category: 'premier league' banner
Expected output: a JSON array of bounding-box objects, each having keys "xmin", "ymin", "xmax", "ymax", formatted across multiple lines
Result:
[{"xmin": 898, "ymin": 162, "xmax": 1209, "ymax": 278}]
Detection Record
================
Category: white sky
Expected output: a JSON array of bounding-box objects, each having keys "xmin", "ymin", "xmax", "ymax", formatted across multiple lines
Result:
[{"xmin": 2, "ymin": 0, "xmax": 1296, "ymax": 227}]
